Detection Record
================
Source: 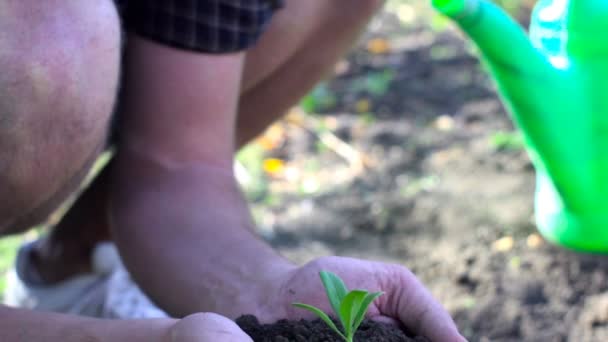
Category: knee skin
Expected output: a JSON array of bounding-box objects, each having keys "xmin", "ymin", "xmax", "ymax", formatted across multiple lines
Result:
[{"xmin": 0, "ymin": 0, "xmax": 121, "ymax": 234}]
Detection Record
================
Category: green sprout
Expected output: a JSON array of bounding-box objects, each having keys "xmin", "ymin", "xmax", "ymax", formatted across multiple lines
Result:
[{"xmin": 292, "ymin": 271, "xmax": 384, "ymax": 342}]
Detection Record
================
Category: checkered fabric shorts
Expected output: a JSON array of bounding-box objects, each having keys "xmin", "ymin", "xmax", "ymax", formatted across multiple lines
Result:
[{"xmin": 114, "ymin": 0, "xmax": 284, "ymax": 53}]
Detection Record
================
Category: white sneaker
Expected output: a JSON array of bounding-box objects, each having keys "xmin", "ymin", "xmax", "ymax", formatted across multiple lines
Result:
[{"xmin": 3, "ymin": 241, "xmax": 169, "ymax": 319}]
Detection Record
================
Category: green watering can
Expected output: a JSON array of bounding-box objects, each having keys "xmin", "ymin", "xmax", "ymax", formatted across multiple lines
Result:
[{"xmin": 431, "ymin": 0, "xmax": 608, "ymax": 252}]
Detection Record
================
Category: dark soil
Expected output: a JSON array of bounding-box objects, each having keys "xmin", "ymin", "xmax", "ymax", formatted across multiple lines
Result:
[
  {"xmin": 236, "ymin": 315, "xmax": 429, "ymax": 342},
  {"xmin": 242, "ymin": 1, "xmax": 608, "ymax": 341}
]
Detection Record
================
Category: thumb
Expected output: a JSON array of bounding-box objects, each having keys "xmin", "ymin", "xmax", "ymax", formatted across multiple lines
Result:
[
  {"xmin": 383, "ymin": 267, "xmax": 467, "ymax": 342},
  {"xmin": 170, "ymin": 313, "xmax": 253, "ymax": 342}
]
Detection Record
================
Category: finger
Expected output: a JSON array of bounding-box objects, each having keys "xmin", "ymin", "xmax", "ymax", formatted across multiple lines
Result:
[
  {"xmin": 370, "ymin": 315, "xmax": 401, "ymax": 327},
  {"xmin": 171, "ymin": 313, "xmax": 253, "ymax": 342},
  {"xmin": 383, "ymin": 267, "xmax": 468, "ymax": 342}
]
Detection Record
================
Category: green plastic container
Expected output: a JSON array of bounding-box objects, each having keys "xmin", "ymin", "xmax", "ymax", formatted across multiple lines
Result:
[{"xmin": 432, "ymin": 0, "xmax": 608, "ymax": 252}]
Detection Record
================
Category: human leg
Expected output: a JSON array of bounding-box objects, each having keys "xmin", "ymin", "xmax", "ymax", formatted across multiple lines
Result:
[
  {"xmin": 0, "ymin": 0, "xmax": 121, "ymax": 235},
  {"xmin": 237, "ymin": 0, "xmax": 385, "ymax": 146},
  {"xmin": 28, "ymin": 164, "xmax": 113, "ymax": 284}
]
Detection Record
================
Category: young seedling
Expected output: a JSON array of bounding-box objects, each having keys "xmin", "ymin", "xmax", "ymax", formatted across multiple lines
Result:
[{"xmin": 292, "ymin": 271, "xmax": 383, "ymax": 342}]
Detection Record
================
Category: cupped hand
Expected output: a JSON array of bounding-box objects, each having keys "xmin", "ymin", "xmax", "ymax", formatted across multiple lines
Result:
[
  {"xmin": 168, "ymin": 313, "xmax": 253, "ymax": 342},
  {"xmin": 269, "ymin": 256, "xmax": 466, "ymax": 342}
]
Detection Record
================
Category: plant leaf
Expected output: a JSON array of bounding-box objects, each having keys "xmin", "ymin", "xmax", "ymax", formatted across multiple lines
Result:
[
  {"xmin": 339, "ymin": 290, "xmax": 368, "ymax": 338},
  {"xmin": 320, "ymin": 271, "xmax": 349, "ymax": 318},
  {"xmin": 292, "ymin": 303, "xmax": 348, "ymax": 341},
  {"xmin": 352, "ymin": 291, "xmax": 384, "ymax": 333}
]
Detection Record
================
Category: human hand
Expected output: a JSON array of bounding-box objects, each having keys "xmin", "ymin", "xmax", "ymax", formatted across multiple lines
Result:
[
  {"xmin": 266, "ymin": 256, "xmax": 466, "ymax": 342},
  {"xmin": 168, "ymin": 313, "xmax": 253, "ymax": 342}
]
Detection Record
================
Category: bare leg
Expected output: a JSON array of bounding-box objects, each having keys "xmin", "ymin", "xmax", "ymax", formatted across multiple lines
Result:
[
  {"xmin": 0, "ymin": 0, "xmax": 120, "ymax": 233},
  {"xmin": 29, "ymin": 165, "xmax": 113, "ymax": 283},
  {"xmin": 32, "ymin": 0, "xmax": 384, "ymax": 283},
  {"xmin": 0, "ymin": 0, "xmax": 121, "ymax": 283},
  {"xmin": 0, "ymin": 0, "xmax": 120, "ymax": 234},
  {"xmin": 237, "ymin": 0, "xmax": 385, "ymax": 145}
]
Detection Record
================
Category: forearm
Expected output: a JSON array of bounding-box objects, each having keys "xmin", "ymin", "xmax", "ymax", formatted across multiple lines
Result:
[
  {"xmin": 110, "ymin": 149, "xmax": 295, "ymax": 320},
  {"xmin": 0, "ymin": 305, "xmax": 174, "ymax": 341}
]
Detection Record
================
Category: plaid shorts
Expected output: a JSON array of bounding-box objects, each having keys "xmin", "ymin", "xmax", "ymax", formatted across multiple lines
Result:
[{"xmin": 114, "ymin": 0, "xmax": 284, "ymax": 53}]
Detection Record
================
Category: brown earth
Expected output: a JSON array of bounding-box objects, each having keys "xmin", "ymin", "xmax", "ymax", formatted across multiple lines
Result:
[
  {"xmin": 236, "ymin": 315, "xmax": 429, "ymax": 342},
  {"xmin": 242, "ymin": 2, "xmax": 608, "ymax": 341}
]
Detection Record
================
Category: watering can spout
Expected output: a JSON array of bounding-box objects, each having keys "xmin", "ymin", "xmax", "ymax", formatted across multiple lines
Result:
[{"xmin": 432, "ymin": 0, "xmax": 552, "ymax": 76}]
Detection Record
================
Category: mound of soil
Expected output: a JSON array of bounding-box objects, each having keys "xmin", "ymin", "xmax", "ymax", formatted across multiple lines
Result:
[{"xmin": 236, "ymin": 315, "xmax": 429, "ymax": 342}]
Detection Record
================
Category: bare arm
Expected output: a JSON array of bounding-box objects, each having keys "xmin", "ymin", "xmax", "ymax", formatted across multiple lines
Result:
[
  {"xmin": 0, "ymin": 305, "xmax": 174, "ymax": 341},
  {"xmin": 110, "ymin": 34, "xmax": 295, "ymax": 320}
]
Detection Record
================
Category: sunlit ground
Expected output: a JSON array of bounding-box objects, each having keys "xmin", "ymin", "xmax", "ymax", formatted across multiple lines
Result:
[{"xmin": 0, "ymin": 236, "xmax": 23, "ymax": 297}]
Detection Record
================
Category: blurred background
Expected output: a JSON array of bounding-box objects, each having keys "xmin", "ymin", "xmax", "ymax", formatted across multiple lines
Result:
[{"xmin": 4, "ymin": 1, "xmax": 608, "ymax": 341}]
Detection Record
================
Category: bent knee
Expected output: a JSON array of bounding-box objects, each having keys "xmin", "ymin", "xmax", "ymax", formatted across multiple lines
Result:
[
  {"xmin": 329, "ymin": 0, "xmax": 385, "ymax": 20},
  {"xmin": 0, "ymin": 0, "xmax": 121, "ymax": 234},
  {"xmin": 359, "ymin": 0, "xmax": 385, "ymax": 14}
]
